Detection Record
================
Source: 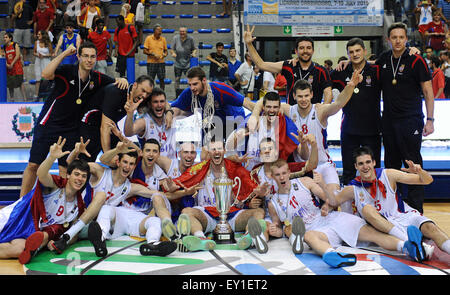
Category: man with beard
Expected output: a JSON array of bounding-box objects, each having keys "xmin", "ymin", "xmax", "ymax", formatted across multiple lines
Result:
[
  {"xmin": 123, "ymin": 87, "xmax": 177, "ymax": 160},
  {"xmin": 20, "ymin": 43, "xmax": 128, "ymax": 199},
  {"xmin": 174, "ymin": 139, "xmax": 270, "ymax": 253},
  {"xmin": 249, "ymin": 69, "xmax": 362, "ymax": 202},
  {"xmin": 243, "ymin": 25, "xmax": 332, "ymax": 105},
  {"xmin": 0, "ymin": 137, "xmax": 89, "ymax": 263},
  {"xmin": 168, "ymin": 66, "xmax": 255, "ymax": 142},
  {"xmin": 226, "ymin": 91, "xmax": 308, "ymax": 172},
  {"xmin": 54, "ymin": 139, "xmax": 177, "ymax": 257},
  {"xmin": 79, "ymin": 74, "xmax": 154, "ymax": 162}
]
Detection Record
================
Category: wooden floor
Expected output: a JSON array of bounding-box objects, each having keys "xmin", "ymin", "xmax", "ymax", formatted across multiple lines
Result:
[{"xmin": 0, "ymin": 202, "xmax": 449, "ymax": 275}]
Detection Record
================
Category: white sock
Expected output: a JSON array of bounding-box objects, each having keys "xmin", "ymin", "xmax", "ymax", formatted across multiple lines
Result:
[
  {"xmin": 96, "ymin": 206, "xmax": 115, "ymax": 240},
  {"xmin": 65, "ymin": 220, "xmax": 86, "ymax": 241},
  {"xmin": 324, "ymin": 248, "xmax": 335, "ymax": 254},
  {"xmin": 442, "ymin": 240, "xmax": 450, "ymax": 254},
  {"xmin": 194, "ymin": 231, "xmax": 206, "ymax": 238},
  {"xmin": 145, "ymin": 217, "xmax": 162, "ymax": 243},
  {"xmin": 389, "ymin": 226, "xmax": 408, "ymax": 241},
  {"xmin": 397, "ymin": 241, "xmax": 405, "ymax": 253}
]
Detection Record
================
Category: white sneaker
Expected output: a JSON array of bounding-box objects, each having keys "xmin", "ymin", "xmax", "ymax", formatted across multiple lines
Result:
[{"xmin": 422, "ymin": 243, "xmax": 435, "ymax": 261}]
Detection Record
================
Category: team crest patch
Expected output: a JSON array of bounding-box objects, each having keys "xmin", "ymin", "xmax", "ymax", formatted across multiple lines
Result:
[
  {"xmin": 308, "ymin": 76, "xmax": 314, "ymax": 84},
  {"xmin": 11, "ymin": 107, "xmax": 38, "ymax": 141},
  {"xmin": 366, "ymin": 76, "xmax": 372, "ymax": 86},
  {"xmin": 399, "ymin": 64, "xmax": 405, "ymax": 73},
  {"xmin": 293, "ymin": 182, "xmax": 299, "ymax": 191},
  {"xmin": 89, "ymin": 81, "xmax": 95, "ymax": 90}
]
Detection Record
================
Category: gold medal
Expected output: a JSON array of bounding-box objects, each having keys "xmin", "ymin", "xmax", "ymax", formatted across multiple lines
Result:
[
  {"xmin": 284, "ymin": 220, "xmax": 291, "ymax": 227},
  {"xmin": 392, "ymin": 79, "xmax": 397, "ymax": 85},
  {"xmin": 63, "ymin": 222, "xmax": 69, "ymax": 228},
  {"xmin": 354, "ymin": 87, "xmax": 359, "ymax": 94},
  {"xmin": 76, "ymin": 98, "xmax": 82, "ymax": 104}
]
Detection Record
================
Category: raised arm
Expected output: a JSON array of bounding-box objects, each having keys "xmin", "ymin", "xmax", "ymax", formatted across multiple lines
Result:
[
  {"xmin": 37, "ymin": 137, "xmax": 71, "ymax": 188},
  {"xmin": 41, "ymin": 44, "xmax": 77, "ymax": 80},
  {"xmin": 244, "ymin": 24, "xmax": 284, "ymax": 74}
]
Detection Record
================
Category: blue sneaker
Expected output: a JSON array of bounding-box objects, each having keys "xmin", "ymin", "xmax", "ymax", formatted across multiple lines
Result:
[
  {"xmin": 322, "ymin": 252, "xmax": 357, "ymax": 268},
  {"xmin": 405, "ymin": 225, "xmax": 425, "ymax": 262}
]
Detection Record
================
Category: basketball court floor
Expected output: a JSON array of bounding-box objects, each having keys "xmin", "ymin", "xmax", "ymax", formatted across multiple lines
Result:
[{"xmin": 0, "ymin": 147, "xmax": 449, "ymax": 277}]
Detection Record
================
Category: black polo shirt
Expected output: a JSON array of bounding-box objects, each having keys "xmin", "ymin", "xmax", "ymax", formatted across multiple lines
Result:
[
  {"xmin": 281, "ymin": 61, "xmax": 332, "ymax": 105},
  {"xmin": 81, "ymin": 83, "xmax": 129, "ymax": 127},
  {"xmin": 376, "ymin": 49, "xmax": 431, "ymax": 120},
  {"xmin": 330, "ymin": 61, "xmax": 381, "ymax": 136},
  {"xmin": 36, "ymin": 64, "xmax": 115, "ymax": 135}
]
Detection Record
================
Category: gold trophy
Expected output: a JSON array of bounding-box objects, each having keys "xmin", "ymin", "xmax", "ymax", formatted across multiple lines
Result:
[{"xmin": 212, "ymin": 167, "xmax": 241, "ymax": 243}]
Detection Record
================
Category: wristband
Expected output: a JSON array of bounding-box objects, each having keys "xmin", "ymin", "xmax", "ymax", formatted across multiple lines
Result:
[
  {"xmin": 427, "ymin": 117, "xmax": 434, "ymax": 122},
  {"xmin": 165, "ymin": 109, "xmax": 174, "ymax": 115}
]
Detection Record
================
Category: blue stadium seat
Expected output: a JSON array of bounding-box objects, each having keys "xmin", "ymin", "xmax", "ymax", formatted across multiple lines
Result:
[
  {"xmin": 199, "ymin": 44, "xmax": 213, "ymax": 49},
  {"xmin": 198, "ymin": 1, "xmax": 212, "ymax": 4},
  {"xmin": 111, "ymin": 1, "xmax": 122, "ymax": 4},
  {"xmin": 143, "ymin": 29, "xmax": 154, "ymax": 33},
  {"xmin": 150, "ymin": 1, "xmax": 158, "ymax": 4},
  {"xmin": 138, "ymin": 61, "xmax": 147, "ymax": 66},
  {"xmin": 23, "ymin": 61, "xmax": 31, "ymax": 67},
  {"xmin": 224, "ymin": 44, "xmax": 231, "ymax": 49},
  {"xmin": 28, "ymin": 80, "xmax": 37, "ymax": 85},
  {"xmin": 216, "ymin": 14, "xmax": 230, "ymax": 18},
  {"xmin": 156, "ymin": 79, "xmax": 172, "ymax": 85},
  {"xmin": 180, "ymin": 78, "xmax": 188, "ymax": 84},
  {"xmin": 162, "ymin": 1, "xmax": 176, "ymax": 4},
  {"xmin": 180, "ymin": 14, "xmax": 194, "ymax": 18},
  {"xmin": 161, "ymin": 15, "xmax": 176, "ymax": 18},
  {"xmin": 199, "ymin": 60, "xmax": 211, "ymax": 66},
  {"xmin": 107, "ymin": 61, "xmax": 113, "ymax": 66},
  {"xmin": 109, "ymin": 14, "xmax": 119, "ymax": 18},
  {"xmin": 165, "ymin": 61, "xmax": 174, "ymax": 66},
  {"xmin": 107, "ymin": 29, "xmax": 115, "ymax": 33},
  {"xmin": 217, "ymin": 28, "xmax": 231, "ymax": 33},
  {"xmin": 198, "ymin": 29, "xmax": 213, "ymax": 33},
  {"xmin": 162, "ymin": 29, "xmax": 175, "ymax": 33},
  {"xmin": 180, "ymin": 1, "xmax": 194, "ymax": 4},
  {"xmin": 198, "ymin": 14, "xmax": 212, "ymax": 18},
  {"xmin": 187, "ymin": 29, "xmax": 194, "ymax": 33}
]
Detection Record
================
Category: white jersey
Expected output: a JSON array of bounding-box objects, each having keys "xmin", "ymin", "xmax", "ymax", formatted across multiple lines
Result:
[
  {"xmin": 246, "ymin": 116, "xmax": 278, "ymax": 171},
  {"xmin": 286, "ymin": 178, "xmax": 366, "ymax": 248},
  {"xmin": 140, "ymin": 113, "xmax": 177, "ymax": 159},
  {"xmin": 196, "ymin": 171, "xmax": 217, "ymax": 208},
  {"xmin": 121, "ymin": 164, "xmax": 168, "ymax": 212},
  {"xmin": 40, "ymin": 188, "xmax": 80, "ymax": 228},
  {"xmin": 254, "ymin": 165, "xmax": 277, "ymax": 221},
  {"xmin": 352, "ymin": 169, "xmax": 425, "ymax": 223},
  {"xmin": 90, "ymin": 168, "xmax": 132, "ymax": 207},
  {"xmin": 167, "ymin": 159, "xmax": 182, "ymax": 179},
  {"xmin": 289, "ymin": 104, "xmax": 332, "ymax": 164},
  {"xmin": 285, "ymin": 178, "xmax": 322, "ymax": 226},
  {"xmin": 270, "ymin": 192, "xmax": 289, "ymax": 225}
]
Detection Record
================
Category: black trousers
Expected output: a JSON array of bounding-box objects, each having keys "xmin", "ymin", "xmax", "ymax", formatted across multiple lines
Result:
[
  {"xmin": 340, "ymin": 132, "xmax": 382, "ymax": 185},
  {"xmin": 382, "ymin": 115, "xmax": 425, "ymax": 213}
]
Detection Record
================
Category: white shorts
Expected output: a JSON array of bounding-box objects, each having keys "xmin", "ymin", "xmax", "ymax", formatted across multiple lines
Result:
[
  {"xmin": 387, "ymin": 212, "xmax": 433, "ymax": 235},
  {"xmin": 110, "ymin": 206, "xmax": 149, "ymax": 239},
  {"xmin": 193, "ymin": 206, "xmax": 244, "ymax": 234},
  {"xmin": 315, "ymin": 162, "xmax": 340, "ymax": 185},
  {"xmin": 307, "ymin": 211, "xmax": 366, "ymax": 248}
]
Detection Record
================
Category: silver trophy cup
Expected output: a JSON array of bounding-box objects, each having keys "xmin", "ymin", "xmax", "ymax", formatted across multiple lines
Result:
[{"xmin": 212, "ymin": 168, "xmax": 241, "ymax": 243}]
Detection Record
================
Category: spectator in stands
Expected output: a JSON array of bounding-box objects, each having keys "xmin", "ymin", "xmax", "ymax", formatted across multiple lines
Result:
[
  {"xmin": 430, "ymin": 54, "xmax": 446, "ymax": 98},
  {"xmin": 234, "ymin": 52, "xmax": 253, "ymax": 95},
  {"xmin": 11, "ymin": 0, "xmax": 34, "ymax": 61},
  {"xmin": 134, "ymin": 0, "xmax": 145, "ymax": 46},
  {"xmin": 442, "ymin": 51, "xmax": 450, "ymax": 97},
  {"xmin": 207, "ymin": 42, "xmax": 228, "ymax": 82},
  {"xmin": 220, "ymin": 0, "xmax": 232, "ymax": 16},
  {"xmin": 144, "ymin": 23, "xmax": 168, "ymax": 90},
  {"xmin": 250, "ymin": 64, "xmax": 263, "ymax": 100},
  {"xmin": 0, "ymin": 32, "xmax": 27, "ymax": 101},
  {"xmin": 414, "ymin": 0, "xmax": 435, "ymax": 49},
  {"xmin": 113, "ymin": 15, "xmax": 138, "ymax": 77},
  {"xmin": 324, "ymin": 59, "xmax": 333, "ymax": 73},
  {"xmin": 437, "ymin": 0, "xmax": 450, "ymax": 25},
  {"xmin": 77, "ymin": 0, "xmax": 101, "ymax": 31},
  {"xmin": 262, "ymin": 70, "xmax": 276, "ymax": 95},
  {"xmin": 425, "ymin": 10, "xmax": 448, "ymax": 52},
  {"xmin": 170, "ymin": 26, "xmax": 197, "ymax": 96},
  {"xmin": 88, "ymin": 18, "xmax": 112, "ymax": 74},
  {"xmin": 33, "ymin": 0, "xmax": 55, "ymax": 42},
  {"xmin": 227, "ymin": 47, "xmax": 241, "ymax": 88},
  {"xmin": 424, "ymin": 46, "xmax": 434, "ymax": 68},
  {"xmin": 33, "ymin": 30, "xmax": 53, "ymax": 99},
  {"xmin": 274, "ymin": 72, "xmax": 287, "ymax": 100},
  {"xmin": 64, "ymin": 0, "xmax": 82, "ymax": 25},
  {"xmin": 44, "ymin": 0, "xmax": 57, "ymax": 16},
  {"xmin": 121, "ymin": 3, "xmax": 134, "ymax": 24},
  {"xmin": 99, "ymin": 0, "xmax": 112, "ymax": 28},
  {"xmin": 53, "ymin": 22, "xmax": 81, "ymax": 65}
]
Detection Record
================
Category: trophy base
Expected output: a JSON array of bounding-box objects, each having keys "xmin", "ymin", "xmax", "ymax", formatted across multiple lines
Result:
[{"xmin": 212, "ymin": 231, "xmax": 236, "ymax": 244}]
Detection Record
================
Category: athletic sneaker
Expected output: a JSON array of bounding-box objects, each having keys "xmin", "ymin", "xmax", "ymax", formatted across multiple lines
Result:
[
  {"xmin": 177, "ymin": 214, "xmax": 191, "ymax": 238},
  {"xmin": 162, "ymin": 218, "xmax": 178, "ymax": 241},
  {"xmin": 237, "ymin": 233, "xmax": 253, "ymax": 250},
  {"xmin": 139, "ymin": 241, "xmax": 177, "ymax": 256},
  {"xmin": 182, "ymin": 235, "xmax": 216, "ymax": 251},
  {"xmin": 291, "ymin": 216, "xmax": 306, "ymax": 254},
  {"xmin": 19, "ymin": 231, "xmax": 45, "ymax": 264},
  {"xmin": 247, "ymin": 217, "xmax": 268, "ymax": 254},
  {"xmin": 405, "ymin": 225, "xmax": 426, "ymax": 262},
  {"xmin": 51, "ymin": 233, "xmax": 70, "ymax": 254},
  {"xmin": 88, "ymin": 221, "xmax": 108, "ymax": 257},
  {"xmin": 423, "ymin": 242, "xmax": 435, "ymax": 261},
  {"xmin": 322, "ymin": 251, "xmax": 357, "ymax": 268}
]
